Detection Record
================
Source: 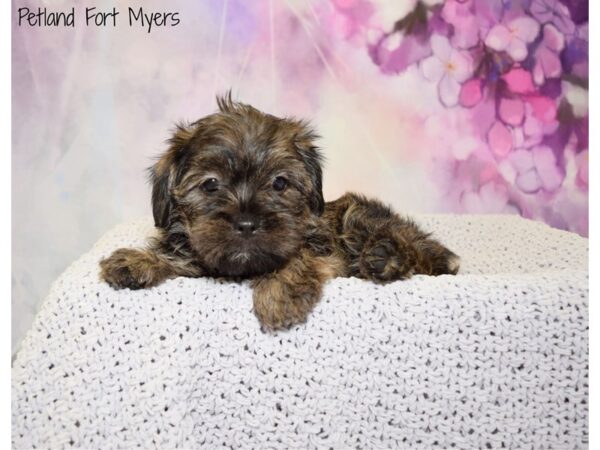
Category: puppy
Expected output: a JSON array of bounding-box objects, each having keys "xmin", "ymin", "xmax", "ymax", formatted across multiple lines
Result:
[{"xmin": 100, "ymin": 94, "xmax": 459, "ymax": 330}]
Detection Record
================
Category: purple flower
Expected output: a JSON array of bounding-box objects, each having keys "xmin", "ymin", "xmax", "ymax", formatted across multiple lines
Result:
[
  {"xmin": 459, "ymin": 78, "xmax": 483, "ymax": 107},
  {"xmin": 498, "ymin": 145, "xmax": 565, "ymax": 193},
  {"xmin": 487, "ymin": 120, "xmax": 513, "ymax": 157},
  {"xmin": 371, "ymin": 31, "xmax": 432, "ymax": 75},
  {"xmin": 561, "ymin": 26, "xmax": 588, "ymax": 78},
  {"xmin": 330, "ymin": 0, "xmax": 375, "ymax": 39},
  {"xmin": 368, "ymin": 1, "xmax": 442, "ymax": 75},
  {"xmin": 485, "ymin": 16, "xmax": 540, "ymax": 61},
  {"xmin": 514, "ymin": 103, "xmax": 559, "ymax": 147},
  {"xmin": 558, "ymin": 0, "xmax": 588, "ymax": 25},
  {"xmin": 501, "ymin": 67, "xmax": 537, "ymax": 94},
  {"xmin": 441, "ymin": 0, "xmax": 481, "ymax": 49},
  {"xmin": 420, "ymin": 35, "xmax": 473, "ymax": 106},
  {"xmin": 533, "ymin": 24, "xmax": 565, "ymax": 85},
  {"xmin": 530, "ymin": 0, "xmax": 576, "ymax": 34},
  {"xmin": 499, "ymin": 96, "xmax": 525, "ymax": 126}
]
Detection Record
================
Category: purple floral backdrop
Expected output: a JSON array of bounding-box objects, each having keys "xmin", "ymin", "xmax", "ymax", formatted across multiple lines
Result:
[{"xmin": 344, "ymin": 0, "xmax": 588, "ymax": 234}]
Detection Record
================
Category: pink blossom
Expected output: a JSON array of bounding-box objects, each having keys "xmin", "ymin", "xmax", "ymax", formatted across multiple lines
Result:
[
  {"xmin": 330, "ymin": 0, "xmax": 375, "ymax": 39},
  {"xmin": 459, "ymin": 78, "xmax": 483, "ymax": 107},
  {"xmin": 487, "ymin": 120, "xmax": 513, "ymax": 157},
  {"xmin": 372, "ymin": 31, "xmax": 432, "ymax": 75},
  {"xmin": 498, "ymin": 97, "xmax": 525, "ymax": 126},
  {"xmin": 532, "ymin": 145, "xmax": 565, "ymax": 191},
  {"xmin": 532, "ymin": 24, "xmax": 565, "ymax": 85},
  {"xmin": 525, "ymin": 95, "xmax": 557, "ymax": 123},
  {"xmin": 498, "ymin": 145, "xmax": 564, "ymax": 193},
  {"xmin": 420, "ymin": 35, "xmax": 473, "ymax": 106},
  {"xmin": 530, "ymin": 0, "xmax": 575, "ymax": 35},
  {"xmin": 501, "ymin": 67, "xmax": 536, "ymax": 94},
  {"xmin": 441, "ymin": 0, "xmax": 480, "ymax": 49},
  {"xmin": 524, "ymin": 103, "xmax": 558, "ymax": 136},
  {"xmin": 512, "ymin": 103, "xmax": 559, "ymax": 148},
  {"xmin": 485, "ymin": 16, "xmax": 540, "ymax": 61}
]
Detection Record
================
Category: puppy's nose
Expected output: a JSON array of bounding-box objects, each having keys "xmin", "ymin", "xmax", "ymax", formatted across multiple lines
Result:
[{"xmin": 234, "ymin": 215, "xmax": 258, "ymax": 238}]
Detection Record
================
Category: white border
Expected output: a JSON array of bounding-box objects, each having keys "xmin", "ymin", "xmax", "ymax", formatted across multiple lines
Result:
[
  {"xmin": 588, "ymin": 0, "xmax": 597, "ymax": 445},
  {"xmin": 2, "ymin": 0, "xmax": 12, "ymax": 445}
]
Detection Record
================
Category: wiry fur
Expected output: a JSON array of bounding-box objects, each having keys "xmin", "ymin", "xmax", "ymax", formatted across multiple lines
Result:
[{"xmin": 100, "ymin": 94, "xmax": 459, "ymax": 331}]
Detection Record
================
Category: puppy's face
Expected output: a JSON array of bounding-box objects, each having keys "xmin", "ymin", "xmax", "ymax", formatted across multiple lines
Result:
[{"xmin": 150, "ymin": 95, "xmax": 324, "ymax": 277}]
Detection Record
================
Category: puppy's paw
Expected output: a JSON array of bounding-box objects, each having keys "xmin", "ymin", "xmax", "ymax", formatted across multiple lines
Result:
[
  {"xmin": 99, "ymin": 248, "xmax": 162, "ymax": 290},
  {"xmin": 359, "ymin": 237, "xmax": 418, "ymax": 282},
  {"xmin": 425, "ymin": 247, "xmax": 461, "ymax": 276},
  {"xmin": 251, "ymin": 276, "xmax": 319, "ymax": 332}
]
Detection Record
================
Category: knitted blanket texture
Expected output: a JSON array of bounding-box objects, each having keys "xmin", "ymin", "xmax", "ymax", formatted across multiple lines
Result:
[{"xmin": 12, "ymin": 215, "xmax": 589, "ymax": 449}]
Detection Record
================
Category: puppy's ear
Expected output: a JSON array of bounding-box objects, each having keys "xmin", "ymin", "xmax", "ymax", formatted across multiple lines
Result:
[
  {"xmin": 295, "ymin": 126, "xmax": 325, "ymax": 216},
  {"xmin": 149, "ymin": 123, "xmax": 194, "ymax": 228}
]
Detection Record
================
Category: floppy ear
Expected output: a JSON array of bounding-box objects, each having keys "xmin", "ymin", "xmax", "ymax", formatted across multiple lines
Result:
[
  {"xmin": 295, "ymin": 126, "xmax": 325, "ymax": 216},
  {"xmin": 149, "ymin": 123, "xmax": 194, "ymax": 228}
]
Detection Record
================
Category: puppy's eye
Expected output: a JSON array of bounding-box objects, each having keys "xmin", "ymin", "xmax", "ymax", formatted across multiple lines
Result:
[
  {"xmin": 272, "ymin": 176, "xmax": 288, "ymax": 192},
  {"xmin": 201, "ymin": 178, "xmax": 219, "ymax": 192}
]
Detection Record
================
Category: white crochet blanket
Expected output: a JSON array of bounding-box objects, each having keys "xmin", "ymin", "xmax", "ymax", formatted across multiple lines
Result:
[{"xmin": 12, "ymin": 215, "xmax": 589, "ymax": 449}]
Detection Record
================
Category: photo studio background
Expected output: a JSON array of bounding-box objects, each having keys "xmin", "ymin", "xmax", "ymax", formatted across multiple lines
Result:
[{"xmin": 12, "ymin": 0, "xmax": 588, "ymax": 351}]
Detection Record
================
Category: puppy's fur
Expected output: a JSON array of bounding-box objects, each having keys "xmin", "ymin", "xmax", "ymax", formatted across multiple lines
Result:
[{"xmin": 100, "ymin": 94, "xmax": 459, "ymax": 330}]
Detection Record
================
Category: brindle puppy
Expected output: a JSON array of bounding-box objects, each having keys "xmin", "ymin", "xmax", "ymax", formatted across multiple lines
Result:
[{"xmin": 100, "ymin": 94, "xmax": 460, "ymax": 331}]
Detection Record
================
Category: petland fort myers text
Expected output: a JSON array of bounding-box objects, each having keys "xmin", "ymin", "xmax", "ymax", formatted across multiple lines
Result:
[{"xmin": 17, "ymin": 7, "xmax": 181, "ymax": 33}]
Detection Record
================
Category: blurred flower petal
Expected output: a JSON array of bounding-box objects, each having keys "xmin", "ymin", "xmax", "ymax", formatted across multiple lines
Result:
[
  {"xmin": 452, "ymin": 136, "xmax": 479, "ymax": 160},
  {"xmin": 430, "ymin": 34, "xmax": 453, "ymax": 60},
  {"xmin": 509, "ymin": 149, "xmax": 535, "ymax": 172},
  {"xmin": 532, "ymin": 24, "xmax": 565, "ymax": 84},
  {"xmin": 506, "ymin": 38, "xmax": 528, "ymax": 61},
  {"xmin": 486, "ymin": 17, "xmax": 539, "ymax": 61},
  {"xmin": 485, "ymin": 25, "xmax": 511, "ymax": 51},
  {"xmin": 526, "ymin": 96, "xmax": 557, "ymax": 122},
  {"xmin": 540, "ymin": 50, "xmax": 562, "ymax": 79},
  {"xmin": 480, "ymin": 182, "xmax": 508, "ymax": 210},
  {"xmin": 451, "ymin": 51, "xmax": 473, "ymax": 82},
  {"xmin": 502, "ymin": 67, "xmax": 536, "ymax": 94},
  {"xmin": 509, "ymin": 17, "xmax": 540, "ymax": 43},
  {"xmin": 563, "ymin": 80, "xmax": 588, "ymax": 117},
  {"xmin": 530, "ymin": 0, "xmax": 576, "ymax": 35},
  {"xmin": 533, "ymin": 59, "xmax": 546, "ymax": 85},
  {"xmin": 421, "ymin": 56, "xmax": 446, "ymax": 82},
  {"xmin": 531, "ymin": 0, "xmax": 554, "ymax": 22},
  {"xmin": 439, "ymin": 74, "xmax": 461, "ymax": 106},
  {"xmin": 487, "ymin": 121, "xmax": 513, "ymax": 157},
  {"xmin": 442, "ymin": 0, "xmax": 481, "ymax": 49},
  {"xmin": 543, "ymin": 24, "xmax": 565, "ymax": 51},
  {"xmin": 516, "ymin": 169, "xmax": 542, "ymax": 193},
  {"xmin": 532, "ymin": 145, "xmax": 564, "ymax": 191},
  {"xmin": 499, "ymin": 97, "xmax": 525, "ymax": 125},
  {"xmin": 459, "ymin": 78, "xmax": 483, "ymax": 107},
  {"xmin": 498, "ymin": 159, "xmax": 517, "ymax": 183},
  {"xmin": 513, "ymin": 126, "xmax": 525, "ymax": 147}
]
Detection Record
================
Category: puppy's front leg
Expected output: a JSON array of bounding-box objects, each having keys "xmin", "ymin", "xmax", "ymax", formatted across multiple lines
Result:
[
  {"xmin": 100, "ymin": 240, "xmax": 201, "ymax": 290},
  {"xmin": 251, "ymin": 250, "xmax": 345, "ymax": 331}
]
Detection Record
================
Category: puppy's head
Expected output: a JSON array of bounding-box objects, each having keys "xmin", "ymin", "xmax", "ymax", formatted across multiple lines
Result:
[{"xmin": 150, "ymin": 93, "xmax": 324, "ymax": 277}]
